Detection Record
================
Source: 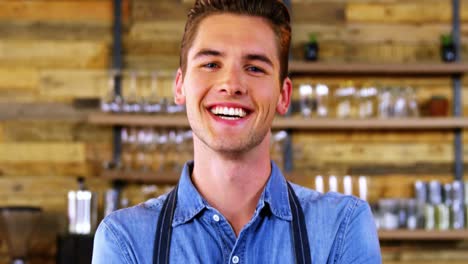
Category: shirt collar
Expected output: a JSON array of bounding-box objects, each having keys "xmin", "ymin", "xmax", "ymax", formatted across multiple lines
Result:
[{"xmin": 172, "ymin": 161, "xmax": 292, "ymax": 227}]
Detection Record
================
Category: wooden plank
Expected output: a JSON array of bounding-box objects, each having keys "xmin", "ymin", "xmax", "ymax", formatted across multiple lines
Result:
[
  {"xmin": 291, "ymin": 2, "xmax": 346, "ymax": 24},
  {"xmin": 0, "ymin": 67, "xmax": 38, "ymax": 90},
  {"xmin": 129, "ymin": 22, "xmax": 185, "ymax": 42},
  {"xmin": 342, "ymin": 24, "xmax": 467, "ymax": 44},
  {"xmin": 131, "ymin": 0, "xmax": 191, "ymax": 22},
  {"xmin": 0, "ymin": 1, "xmax": 115, "ymax": 25},
  {"xmin": 379, "ymin": 230, "xmax": 468, "ymax": 241},
  {"xmin": 88, "ymin": 113, "xmax": 468, "ymax": 130},
  {"xmin": 289, "ymin": 62, "xmax": 468, "ymax": 75},
  {"xmin": 296, "ymin": 142, "xmax": 452, "ymax": 164},
  {"xmin": 0, "ymin": 162, "xmax": 89, "ymax": 177},
  {"xmin": 346, "ymin": 1, "xmax": 468, "ymax": 23},
  {"xmin": 39, "ymin": 70, "xmax": 107, "ymax": 100},
  {"xmin": 124, "ymin": 54, "xmax": 180, "ymax": 71},
  {"xmin": 0, "ymin": 121, "xmax": 75, "ymax": 142},
  {"xmin": 0, "ymin": 102, "xmax": 90, "ymax": 121},
  {"xmin": 0, "ymin": 143, "xmax": 85, "ymax": 163},
  {"xmin": 0, "ymin": 40, "xmax": 109, "ymax": 69},
  {"xmin": 0, "ymin": 21, "xmax": 111, "ymax": 41},
  {"xmin": 101, "ymin": 170, "xmax": 180, "ymax": 184}
]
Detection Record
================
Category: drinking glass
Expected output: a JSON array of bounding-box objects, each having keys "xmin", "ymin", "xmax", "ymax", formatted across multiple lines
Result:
[
  {"xmin": 144, "ymin": 72, "xmax": 164, "ymax": 114},
  {"xmin": 101, "ymin": 69, "xmax": 123, "ymax": 113},
  {"xmin": 316, "ymin": 83, "xmax": 329, "ymax": 117},
  {"xmin": 299, "ymin": 84, "xmax": 315, "ymax": 118},
  {"xmin": 122, "ymin": 71, "xmax": 141, "ymax": 113}
]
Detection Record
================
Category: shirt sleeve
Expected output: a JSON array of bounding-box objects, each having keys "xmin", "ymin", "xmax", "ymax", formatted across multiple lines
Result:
[
  {"xmin": 92, "ymin": 220, "xmax": 131, "ymax": 264},
  {"xmin": 335, "ymin": 200, "xmax": 382, "ymax": 264}
]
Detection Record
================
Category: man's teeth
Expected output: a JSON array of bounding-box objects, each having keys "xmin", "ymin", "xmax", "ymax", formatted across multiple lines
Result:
[{"xmin": 210, "ymin": 106, "xmax": 247, "ymax": 118}]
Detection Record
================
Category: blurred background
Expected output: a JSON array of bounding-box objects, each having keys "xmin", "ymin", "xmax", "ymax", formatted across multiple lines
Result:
[{"xmin": 0, "ymin": 0, "xmax": 468, "ymax": 263}]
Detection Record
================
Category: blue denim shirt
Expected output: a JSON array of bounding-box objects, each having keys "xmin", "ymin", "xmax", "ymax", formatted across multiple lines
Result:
[{"xmin": 92, "ymin": 162, "xmax": 381, "ymax": 264}]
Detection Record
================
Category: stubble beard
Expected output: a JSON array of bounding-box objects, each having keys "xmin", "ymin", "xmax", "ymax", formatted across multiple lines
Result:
[{"xmin": 191, "ymin": 123, "xmax": 270, "ymax": 158}]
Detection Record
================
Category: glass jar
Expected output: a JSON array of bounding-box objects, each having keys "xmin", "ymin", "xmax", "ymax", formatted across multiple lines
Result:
[
  {"xmin": 316, "ymin": 83, "xmax": 329, "ymax": 117},
  {"xmin": 357, "ymin": 84, "xmax": 378, "ymax": 119},
  {"xmin": 378, "ymin": 199, "xmax": 399, "ymax": 230},
  {"xmin": 335, "ymin": 82, "xmax": 356, "ymax": 119},
  {"xmin": 378, "ymin": 87, "xmax": 393, "ymax": 118},
  {"xmin": 299, "ymin": 84, "xmax": 315, "ymax": 118}
]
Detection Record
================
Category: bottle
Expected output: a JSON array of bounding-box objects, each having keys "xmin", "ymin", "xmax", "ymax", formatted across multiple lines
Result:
[
  {"xmin": 304, "ymin": 33, "xmax": 319, "ymax": 61},
  {"xmin": 451, "ymin": 181, "xmax": 465, "ymax": 229}
]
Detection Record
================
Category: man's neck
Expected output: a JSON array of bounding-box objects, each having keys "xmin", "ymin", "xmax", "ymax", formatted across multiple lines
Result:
[{"xmin": 191, "ymin": 137, "xmax": 272, "ymax": 237}]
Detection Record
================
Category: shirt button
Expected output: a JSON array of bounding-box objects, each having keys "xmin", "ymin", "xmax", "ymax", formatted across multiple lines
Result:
[
  {"xmin": 232, "ymin": 256, "xmax": 239, "ymax": 263},
  {"xmin": 213, "ymin": 214, "xmax": 220, "ymax": 222}
]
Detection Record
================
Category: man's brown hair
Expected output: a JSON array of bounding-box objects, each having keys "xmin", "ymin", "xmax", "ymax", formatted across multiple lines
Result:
[{"xmin": 180, "ymin": 0, "xmax": 291, "ymax": 82}]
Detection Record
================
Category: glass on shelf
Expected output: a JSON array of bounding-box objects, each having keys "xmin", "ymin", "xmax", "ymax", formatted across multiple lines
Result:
[
  {"xmin": 335, "ymin": 81, "xmax": 356, "ymax": 119},
  {"xmin": 378, "ymin": 86, "xmax": 394, "ymax": 118},
  {"xmin": 101, "ymin": 69, "xmax": 123, "ymax": 113},
  {"xmin": 299, "ymin": 84, "xmax": 315, "ymax": 118},
  {"xmin": 121, "ymin": 127, "xmax": 137, "ymax": 171},
  {"xmin": 316, "ymin": 83, "xmax": 329, "ymax": 117},
  {"xmin": 122, "ymin": 71, "xmax": 141, "ymax": 113},
  {"xmin": 143, "ymin": 71, "xmax": 164, "ymax": 114},
  {"xmin": 357, "ymin": 84, "xmax": 378, "ymax": 119}
]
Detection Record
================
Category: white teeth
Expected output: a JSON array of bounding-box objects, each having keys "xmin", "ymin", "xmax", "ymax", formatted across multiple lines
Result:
[{"xmin": 210, "ymin": 106, "xmax": 247, "ymax": 118}]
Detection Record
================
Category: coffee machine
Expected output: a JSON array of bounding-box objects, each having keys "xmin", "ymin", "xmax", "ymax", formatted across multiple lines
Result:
[{"xmin": 0, "ymin": 206, "xmax": 42, "ymax": 264}]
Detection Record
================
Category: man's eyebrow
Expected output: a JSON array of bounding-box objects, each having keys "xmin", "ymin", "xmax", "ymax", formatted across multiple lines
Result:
[
  {"xmin": 193, "ymin": 49, "xmax": 224, "ymax": 60},
  {"xmin": 245, "ymin": 54, "xmax": 273, "ymax": 67}
]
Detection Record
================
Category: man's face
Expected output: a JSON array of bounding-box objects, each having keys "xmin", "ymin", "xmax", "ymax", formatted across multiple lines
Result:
[{"xmin": 175, "ymin": 14, "xmax": 291, "ymax": 155}]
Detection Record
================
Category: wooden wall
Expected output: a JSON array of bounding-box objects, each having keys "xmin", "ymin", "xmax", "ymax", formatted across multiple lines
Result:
[{"xmin": 0, "ymin": 0, "xmax": 468, "ymax": 263}]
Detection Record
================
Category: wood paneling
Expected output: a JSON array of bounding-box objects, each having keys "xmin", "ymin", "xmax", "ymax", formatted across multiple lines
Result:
[
  {"xmin": 346, "ymin": 1, "xmax": 468, "ymax": 23},
  {"xmin": 0, "ymin": 40, "xmax": 110, "ymax": 69},
  {"xmin": 0, "ymin": 1, "xmax": 117, "ymax": 25}
]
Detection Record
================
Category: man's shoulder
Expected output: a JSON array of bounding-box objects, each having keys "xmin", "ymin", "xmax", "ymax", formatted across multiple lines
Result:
[{"xmin": 101, "ymin": 191, "xmax": 170, "ymax": 230}]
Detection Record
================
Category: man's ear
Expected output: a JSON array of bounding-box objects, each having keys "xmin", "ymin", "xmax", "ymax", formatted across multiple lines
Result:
[
  {"xmin": 174, "ymin": 68, "xmax": 186, "ymax": 105},
  {"xmin": 276, "ymin": 77, "xmax": 292, "ymax": 115}
]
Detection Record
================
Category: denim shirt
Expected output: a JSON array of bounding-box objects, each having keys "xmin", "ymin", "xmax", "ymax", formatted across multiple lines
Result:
[{"xmin": 92, "ymin": 162, "xmax": 381, "ymax": 264}]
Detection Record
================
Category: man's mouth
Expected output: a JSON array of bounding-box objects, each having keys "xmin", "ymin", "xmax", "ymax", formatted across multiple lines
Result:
[{"xmin": 209, "ymin": 106, "xmax": 249, "ymax": 120}]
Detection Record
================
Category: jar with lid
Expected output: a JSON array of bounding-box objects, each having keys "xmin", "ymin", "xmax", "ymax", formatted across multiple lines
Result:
[
  {"xmin": 299, "ymin": 84, "xmax": 315, "ymax": 118},
  {"xmin": 315, "ymin": 83, "xmax": 329, "ymax": 117},
  {"xmin": 335, "ymin": 81, "xmax": 357, "ymax": 119},
  {"xmin": 357, "ymin": 84, "xmax": 378, "ymax": 119},
  {"xmin": 378, "ymin": 87, "xmax": 394, "ymax": 118}
]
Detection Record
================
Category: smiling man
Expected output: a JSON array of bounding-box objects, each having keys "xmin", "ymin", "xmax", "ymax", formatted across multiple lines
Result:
[{"xmin": 92, "ymin": 1, "xmax": 381, "ymax": 263}]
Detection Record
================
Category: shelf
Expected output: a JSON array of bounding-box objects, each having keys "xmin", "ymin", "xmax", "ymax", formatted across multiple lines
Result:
[
  {"xmin": 88, "ymin": 113, "xmax": 190, "ymax": 127},
  {"xmin": 289, "ymin": 61, "xmax": 468, "ymax": 76},
  {"xmin": 273, "ymin": 117, "xmax": 468, "ymax": 130},
  {"xmin": 101, "ymin": 170, "xmax": 180, "ymax": 184},
  {"xmin": 88, "ymin": 113, "xmax": 468, "ymax": 130},
  {"xmin": 378, "ymin": 229, "xmax": 468, "ymax": 241}
]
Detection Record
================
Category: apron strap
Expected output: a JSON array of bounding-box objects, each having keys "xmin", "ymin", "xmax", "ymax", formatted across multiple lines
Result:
[
  {"xmin": 287, "ymin": 182, "xmax": 312, "ymax": 264},
  {"xmin": 153, "ymin": 185, "xmax": 178, "ymax": 264},
  {"xmin": 153, "ymin": 183, "xmax": 312, "ymax": 264}
]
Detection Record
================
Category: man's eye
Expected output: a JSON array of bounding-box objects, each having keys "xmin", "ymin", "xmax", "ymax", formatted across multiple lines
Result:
[
  {"xmin": 203, "ymin": 63, "xmax": 219, "ymax": 69},
  {"xmin": 247, "ymin": 66, "xmax": 265, "ymax": 73}
]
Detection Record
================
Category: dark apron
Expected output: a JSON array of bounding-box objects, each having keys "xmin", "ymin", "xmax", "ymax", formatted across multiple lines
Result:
[{"xmin": 153, "ymin": 183, "xmax": 312, "ymax": 264}]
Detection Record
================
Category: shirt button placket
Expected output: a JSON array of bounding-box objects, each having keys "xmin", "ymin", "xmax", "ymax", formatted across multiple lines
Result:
[{"xmin": 232, "ymin": 256, "xmax": 239, "ymax": 263}]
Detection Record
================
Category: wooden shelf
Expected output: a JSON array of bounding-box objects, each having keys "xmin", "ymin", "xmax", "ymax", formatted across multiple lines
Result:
[
  {"xmin": 88, "ymin": 113, "xmax": 190, "ymax": 127},
  {"xmin": 378, "ymin": 229, "xmax": 468, "ymax": 241},
  {"xmin": 289, "ymin": 61, "xmax": 468, "ymax": 76},
  {"xmin": 88, "ymin": 113, "xmax": 468, "ymax": 130},
  {"xmin": 101, "ymin": 170, "xmax": 180, "ymax": 184},
  {"xmin": 273, "ymin": 117, "xmax": 468, "ymax": 130}
]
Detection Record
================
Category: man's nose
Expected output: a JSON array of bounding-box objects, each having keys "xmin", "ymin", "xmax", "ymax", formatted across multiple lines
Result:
[{"xmin": 216, "ymin": 68, "xmax": 247, "ymax": 96}]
